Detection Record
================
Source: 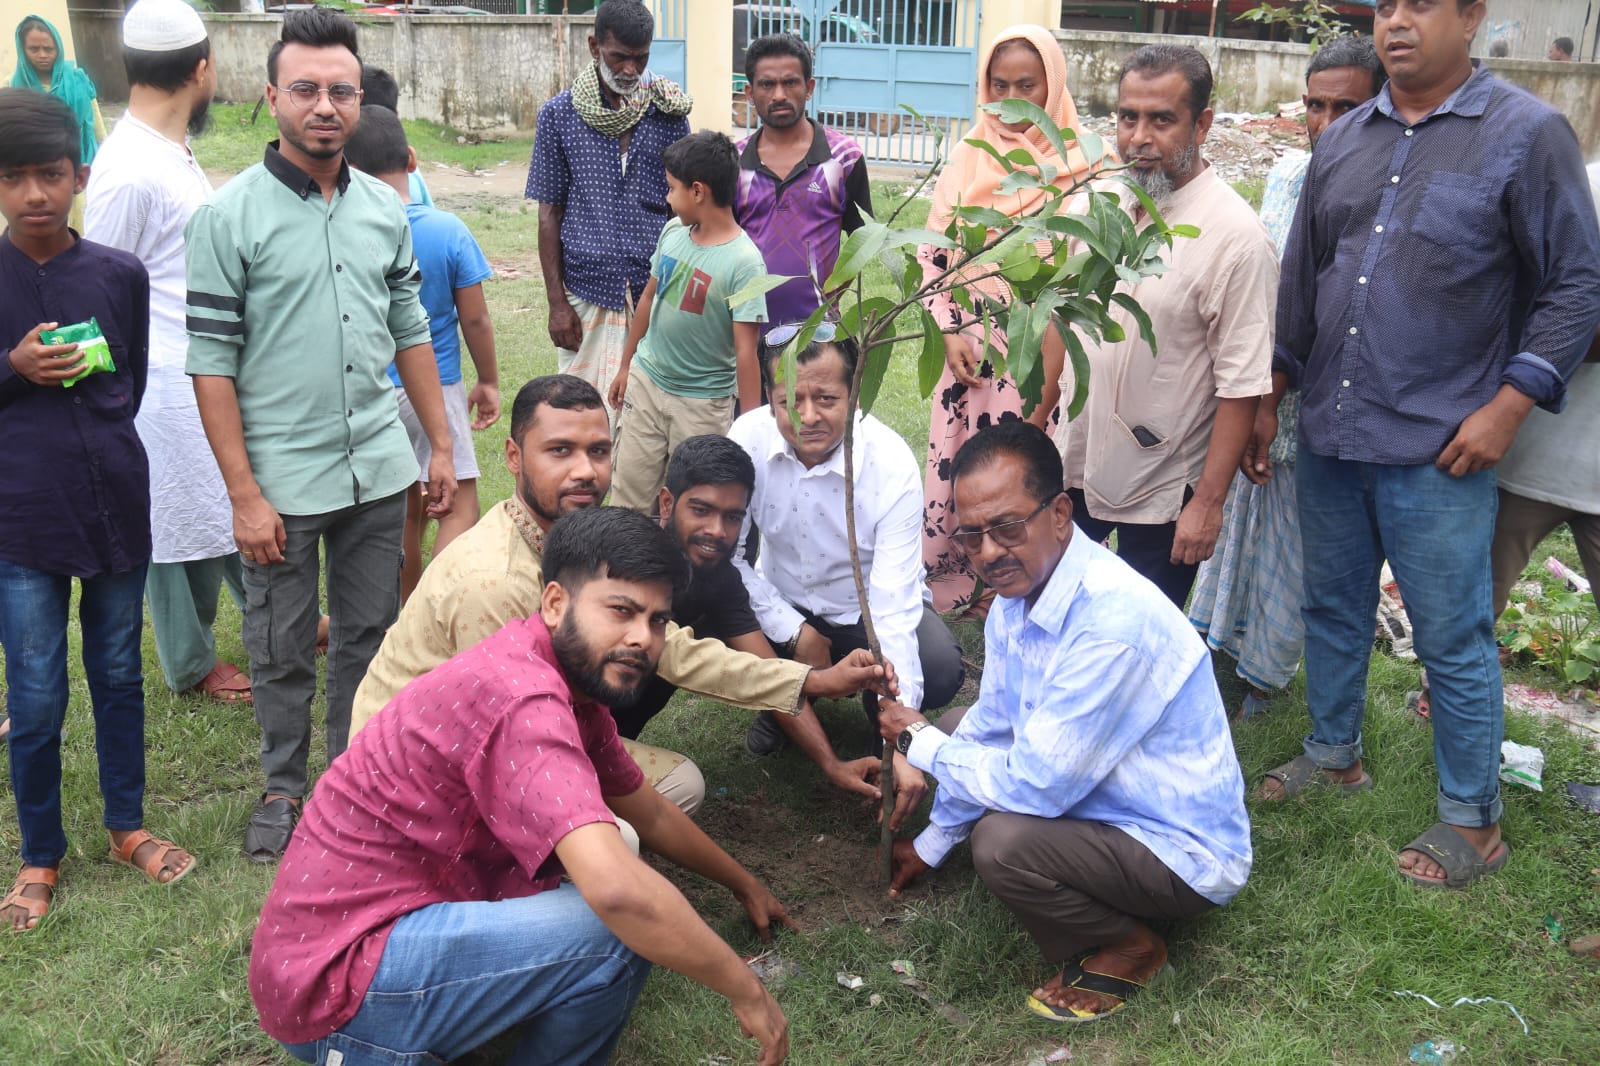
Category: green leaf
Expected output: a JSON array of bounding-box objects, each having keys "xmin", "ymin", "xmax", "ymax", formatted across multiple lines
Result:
[
  {"xmin": 1171, "ymin": 223, "xmax": 1202, "ymax": 239},
  {"xmin": 1072, "ymin": 127, "xmax": 1106, "ymax": 167},
  {"xmin": 952, "ymin": 204, "xmax": 1016, "ymax": 232},
  {"xmin": 995, "ymin": 169, "xmax": 1046, "ymax": 196},
  {"xmin": 917, "ymin": 306, "xmax": 946, "ymax": 399},
  {"xmin": 771, "ymin": 305, "xmax": 831, "ymax": 433},
  {"xmin": 725, "ymin": 272, "xmax": 797, "ymax": 309},
  {"xmin": 840, "ymin": 296, "xmax": 895, "ymax": 341},
  {"xmin": 1058, "ymin": 319, "xmax": 1091, "ymax": 421},
  {"xmin": 982, "ymin": 98, "xmax": 1071, "ymax": 164},
  {"xmin": 962, "ymin": 137, "xmax": 1018, "ymax": 174},
  {"xmin": 824, "ymin": 222, "xmax": 891, "ymax": 290},
  {"xmin": 1564, "ymin": 660, "xmax": 1595, "ymax": 683},
  {"xmin": 1112, "ymin": 292, "xmax": 1157, "ymax": 355},
  {"xmin": 857, "ymin": 338, "xmax": 893, "ymax": 413}
]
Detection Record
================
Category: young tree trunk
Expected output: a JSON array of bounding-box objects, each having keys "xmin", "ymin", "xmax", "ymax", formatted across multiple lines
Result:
[{"xmin": 839, "ymin": 341, "xmax": 897, "ymax": 885}]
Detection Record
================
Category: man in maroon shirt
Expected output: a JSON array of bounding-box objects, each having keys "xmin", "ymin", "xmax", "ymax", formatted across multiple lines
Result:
[{"xmin": 251, "ymin": 506, "xmax": 790, "ymax": 1065}]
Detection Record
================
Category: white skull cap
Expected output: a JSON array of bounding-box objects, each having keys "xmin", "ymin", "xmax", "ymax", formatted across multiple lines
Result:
[{"xmin": 123, "ymin": 0, "xmax": 208, "ymax": 52}]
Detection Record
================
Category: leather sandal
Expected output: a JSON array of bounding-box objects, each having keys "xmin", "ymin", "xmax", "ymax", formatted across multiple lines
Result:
[
  {"xmin": 109, "ymin": 829, "xmax": 197, "ymax": 886},
  {"xmin": 193, "ymin": 661, "xmax": 253, "ymax": 705},
  {"xmin": 3, "ymin": 865, "xmax": 59, "ymax": 932},
  {"xmin": 243, "ymin": 796, "xmax": 301, "ymax": 865}
]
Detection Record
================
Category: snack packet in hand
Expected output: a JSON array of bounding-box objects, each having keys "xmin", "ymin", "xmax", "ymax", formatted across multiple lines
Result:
[{"xmin": 40, "ymin": 318, "xmax": 115, "ymax": 387}]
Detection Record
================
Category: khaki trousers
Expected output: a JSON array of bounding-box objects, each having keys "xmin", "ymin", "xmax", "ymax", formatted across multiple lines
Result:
[{"xmin": 611, "ymin": 370, "xmax": 735, "ymax": 512}]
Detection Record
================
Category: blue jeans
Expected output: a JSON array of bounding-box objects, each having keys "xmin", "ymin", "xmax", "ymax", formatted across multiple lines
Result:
[
  {"xmin": 0, "ymin": 560, "xmax": 149, "ymax": 866},
  {"xmin": 1296, "ymin": 447, "xmax": 1503, "ymax": 827},
  {"xmin": 280, "ymin": 884, "xmax": 652, "ymax": 1065}
]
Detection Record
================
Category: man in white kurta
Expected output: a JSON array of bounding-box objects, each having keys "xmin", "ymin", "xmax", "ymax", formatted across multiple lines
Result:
[{"xmin": 85, "ymin": 0, "xmax": 248, "ymax": 702}]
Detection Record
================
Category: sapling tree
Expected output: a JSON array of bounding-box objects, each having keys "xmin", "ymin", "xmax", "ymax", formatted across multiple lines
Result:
[{"xmin": 732, "ymin": 100, "xmax": 1195, "ymax": 881}]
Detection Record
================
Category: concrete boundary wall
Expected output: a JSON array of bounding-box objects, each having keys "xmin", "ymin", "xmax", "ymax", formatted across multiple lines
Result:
[
  {"xmin": 70, "ymin": 10, "xmax": 596, "ymax": 133},
  {"xmin": 1055, "ymin": 27, "xmax": 1600, "ymax": 155},
  {"xmin": 65, "ymin": 12, "xmax": 1600, "ymax": 152}
]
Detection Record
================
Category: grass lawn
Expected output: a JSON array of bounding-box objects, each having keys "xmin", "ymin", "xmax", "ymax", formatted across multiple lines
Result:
[{"xmin": 2, "ymin": 116, "xmax": 1599, "ymax": 1065}]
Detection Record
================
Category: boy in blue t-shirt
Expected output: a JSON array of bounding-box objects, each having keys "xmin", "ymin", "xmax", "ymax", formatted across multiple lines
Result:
[
  {"xmin": 0, "ymin": 88, "xmax": 195, "ymax": 932},
  {"xmin": 345, "ymin": 107, "xmax": 499, "ymax": 599},
  {"xmin": 608, "ymin": 130, "xmax": 767, "ymax": 513}
]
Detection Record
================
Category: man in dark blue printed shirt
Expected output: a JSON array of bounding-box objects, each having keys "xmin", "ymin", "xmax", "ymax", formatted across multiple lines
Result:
[
  {"xmin": 525, "ymin": 0, "xmax": 692, "ymax": 421},
  {"xmin": 1262, "ymin": 0, "xmax": 1600, "ymax": 889}
]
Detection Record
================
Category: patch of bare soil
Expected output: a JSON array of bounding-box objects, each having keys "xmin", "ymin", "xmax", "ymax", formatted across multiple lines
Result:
[{"xmin": 663, "ymin": 788, "xmax": 913, "ymax": 931}]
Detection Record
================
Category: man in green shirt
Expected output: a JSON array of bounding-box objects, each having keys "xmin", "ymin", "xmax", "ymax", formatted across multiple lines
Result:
[{"xmin": 185, "ymin": 8, "xmax": 455, "ymax": 863}]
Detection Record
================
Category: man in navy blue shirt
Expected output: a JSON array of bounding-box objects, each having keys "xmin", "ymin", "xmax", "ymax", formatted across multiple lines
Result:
[
  {"xmin": 525, "ymin": 0, "xmax": 692, "ymax": 422},
  {"xmin": 1263, "ymin": 0, "xmax": 1600, "ymax": 889}
]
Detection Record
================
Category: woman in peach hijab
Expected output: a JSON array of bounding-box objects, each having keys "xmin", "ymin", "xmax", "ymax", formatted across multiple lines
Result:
[{"xmin": 920, "ymin": 24, "xmax": 1101, "ymax": 615}]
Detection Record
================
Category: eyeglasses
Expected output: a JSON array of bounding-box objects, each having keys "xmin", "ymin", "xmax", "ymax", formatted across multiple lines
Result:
[
  {"xmin": 764, "ymin": 320, "xmax": 838, "ymax": 349},
  {"xmin": 950, "ymin": 495, "xmax": 1059, "ymax": 556},
  {"xmin": 277, "ymin": 82, "xmax": 363, "ymax": 109}
]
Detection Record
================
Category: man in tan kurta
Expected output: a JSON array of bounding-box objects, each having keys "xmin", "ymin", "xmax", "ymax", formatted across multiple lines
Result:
[
  {"xmin": 1059, "ymin": 44, "xmax": 1275, "ymax": 608},
  {"xmin": 352, "ymin": 375, "xmax": 887, "ymax": 816}
]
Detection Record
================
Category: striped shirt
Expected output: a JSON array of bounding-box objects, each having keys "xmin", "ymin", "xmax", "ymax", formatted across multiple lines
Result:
[
  {"xmin": 184, "ymin": 143, "xmax": 430, "ymax": 515},
  {"xmin": 907, "ymin": 530, "xmax": 1253, "ymax": 903}
]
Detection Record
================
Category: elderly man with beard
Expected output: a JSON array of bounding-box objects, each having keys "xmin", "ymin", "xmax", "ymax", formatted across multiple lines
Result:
[
  {"xmin": 251, "ymin": 507, "xmax": 791, "ymax": 1066},
  {"xmin": 526, "ymin": 0, "xmax": 693, "ymax": 422},
  {"xmin": 1056, "ymin": 44, "xmax": 1277, "ymax": 608},
  {"xmin": 185, "ymin": 7, "xmax": 456, "ymax": 863}
]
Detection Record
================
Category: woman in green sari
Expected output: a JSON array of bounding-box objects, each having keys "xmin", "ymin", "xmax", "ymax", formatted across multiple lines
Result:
[{"xmin": 12, "ymin": 14, "xmax": 104, "ymax": 165}]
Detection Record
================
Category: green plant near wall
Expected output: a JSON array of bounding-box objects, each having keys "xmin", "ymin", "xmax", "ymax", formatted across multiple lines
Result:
[
  {"xmin": 1237, "ymin": 0, "xmax": 1351, "ymax": 50},
  {"xmin": 733, "ymin": 99, "xmax": 1192, "ymax": 878},
  {"xmin": 1501, "ymin": 589, "xmax": 1600, "ymax": 687}
]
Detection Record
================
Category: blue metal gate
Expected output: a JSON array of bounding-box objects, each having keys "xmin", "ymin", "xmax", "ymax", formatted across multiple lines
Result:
[
  {"xmin": 646, "ymin": 0, "xmax": 689, "ymax": 90},
  {"xmin": 735, "ymin": 0, "xmax": 980, "ymax": 167}
]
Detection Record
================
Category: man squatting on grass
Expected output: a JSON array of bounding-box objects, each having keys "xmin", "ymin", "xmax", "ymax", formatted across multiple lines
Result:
[
  {"xmin": 252, "ymin": 507, "xmax": 790, "ymax": 1065},
  {"xmin": 878, "ymin": 423, "xmax": 1251, "ymax": 1024}
]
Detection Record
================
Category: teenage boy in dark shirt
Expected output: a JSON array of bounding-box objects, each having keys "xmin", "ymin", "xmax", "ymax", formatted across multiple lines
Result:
[
  {"xmin": 0, "ymin": 87, "xmax": 194, "ymax": 933},
  {"xmin": 617, "ymin": 434, "xmax": 928, "ymax": 830}
]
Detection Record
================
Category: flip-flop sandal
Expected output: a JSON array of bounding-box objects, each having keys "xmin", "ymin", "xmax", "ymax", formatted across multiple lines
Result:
[
  {"xmin": 1398, "ymin": 822, "xmax": 1511, "ymax": 890},
  {"xmin": 3, "ymin": 865, "xmax": 58, "ymax": 932},
  {"xmin": 1259, "ymin": 754, "xmax": 1373, "ymax": 799},
  {"xmin": 1026, "ymin": 961, "xmax": 1170, "ymax": 1023},
  {"xmin": 193, "ymin": 662, "xmax": 253, "ymax": 705},
  {"xmin": 109, "ymin": 829, "xmax": 197, "ymax": 887}
]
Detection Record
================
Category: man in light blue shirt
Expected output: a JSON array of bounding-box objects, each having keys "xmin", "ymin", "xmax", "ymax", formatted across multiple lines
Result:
[{"xmin": 878, "ymin": 422, "xmax": 1251, "ymax": 1024}]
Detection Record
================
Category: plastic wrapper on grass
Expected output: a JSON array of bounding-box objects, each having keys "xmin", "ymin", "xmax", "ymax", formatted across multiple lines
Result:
[{"xmin": 1499, "ymin": 741, "xmax": 1544, "ymax": 791}]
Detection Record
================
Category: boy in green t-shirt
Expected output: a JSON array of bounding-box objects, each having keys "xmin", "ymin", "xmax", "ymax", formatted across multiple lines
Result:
[{"xmin": 609, "ymin": 130, "xmax": 767, "ymax": 512}]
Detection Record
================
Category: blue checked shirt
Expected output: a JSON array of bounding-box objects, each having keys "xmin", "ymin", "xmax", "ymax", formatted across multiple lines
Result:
[
  {"xmin": 906, "ymin": 531, "xmax": 1253, "ymax": 904},
  {"xmin": 524, "ymin": 87, "xmax": 689, "ymax": 312},
  {"xmin": 1275, "ymin": 66, "xmax": 1600, "ymax": 465}
]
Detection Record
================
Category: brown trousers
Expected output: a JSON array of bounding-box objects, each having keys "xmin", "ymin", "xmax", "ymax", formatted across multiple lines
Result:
[
  {"xmin": 971, "ymin": 814, "xmax": 1217, "ymax": 964},
  {"xmin": 935, "ymin": 707, "xmax": 1216, "ymax": 964},
  {"xmin": 1490, "ymin": 488, "xmax": 1600, "ymax": 616}
]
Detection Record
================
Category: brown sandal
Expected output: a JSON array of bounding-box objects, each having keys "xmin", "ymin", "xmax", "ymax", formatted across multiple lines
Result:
[
  {"xmin": 193, "ymin": 661, "xmax": 253, "ymax": 705},
  {"xmin": 109, "ymin": 829, "xmax": 196, "ymax": 886},
  {"xmin": 3, "ymin": 865, "xmax": 58, "ymax": 932}
]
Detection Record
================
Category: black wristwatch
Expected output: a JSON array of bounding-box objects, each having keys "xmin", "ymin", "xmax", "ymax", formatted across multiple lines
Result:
[{"xmin": 896, "ymin": 720, "xmax": 929, "ymax": 755}]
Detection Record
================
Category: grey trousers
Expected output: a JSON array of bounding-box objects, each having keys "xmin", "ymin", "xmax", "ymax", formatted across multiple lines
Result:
[
  {"xmin": 971, "ymin": 814, "xmax": 1217, "ymax": 964},
  {"xmin": 241, "ymin": 490, "xmax": 406, "ymax": 798},
  {"xmin": 145, "ymin": 554, "xmax": 245, "ymax": 692}
]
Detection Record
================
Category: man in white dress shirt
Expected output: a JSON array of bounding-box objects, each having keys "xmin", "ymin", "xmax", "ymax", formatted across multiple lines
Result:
[
  {"xmin": 85, "ymin": 0, "xmax": 249, "ymax": 704},
  {"xmin": 730, "ymin": 332, "xmax": 964, "ymax": 754}
]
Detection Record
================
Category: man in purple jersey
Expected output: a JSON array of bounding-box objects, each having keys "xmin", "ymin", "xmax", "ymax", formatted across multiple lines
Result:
[{"xmin": 734, "ymin": 33, "xmax": 872, "ymax": 327}]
